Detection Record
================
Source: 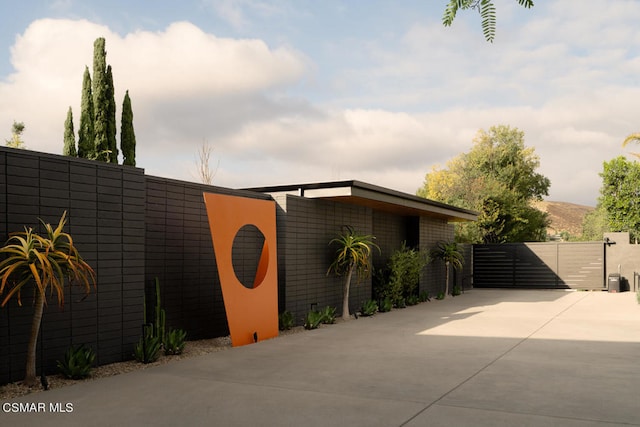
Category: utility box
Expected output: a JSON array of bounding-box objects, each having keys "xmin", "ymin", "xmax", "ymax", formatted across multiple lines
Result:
[{"xmin": 608, "ymin": 273, "xmax": 621, "ymax": 292}]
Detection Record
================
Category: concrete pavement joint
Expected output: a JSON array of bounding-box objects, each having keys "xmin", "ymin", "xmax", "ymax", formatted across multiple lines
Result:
[
  {"xmin": 399, "ymin": 292, "xmax": 591, "ymax": 426},
  {"xmin": 431, "ymin": 402, "xmax": 640, "ymax": 426}
]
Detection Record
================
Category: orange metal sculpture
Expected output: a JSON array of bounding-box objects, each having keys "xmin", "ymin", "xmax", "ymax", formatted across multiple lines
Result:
[{"xmin": 203, "ymin": 193, "xmax": 279, "ymax": 346}]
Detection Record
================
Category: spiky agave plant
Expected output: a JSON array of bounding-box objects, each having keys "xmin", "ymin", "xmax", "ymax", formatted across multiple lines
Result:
[{"xmin": 0, "ymin": 211, "xmax": 95, "ymax": 386}]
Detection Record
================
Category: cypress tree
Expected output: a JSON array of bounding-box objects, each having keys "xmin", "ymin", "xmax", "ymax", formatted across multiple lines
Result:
[
  {"xmin": 120, "ymin": 90, "xmax": 136, "ymax": 166},
  {"xmin": 106, "ymin": 65, "xmax": 118, "ymax": 163},
  {"xmin": 63, "ymin": 107, "xmax": 77, "ymax": 156},
  {"xmin": 77, "ymin": 66, "xmax": 94, "ymax": 158},
  {"xmin": 92, "ymin": 37, "xmax": 109, "ymax": 162}
]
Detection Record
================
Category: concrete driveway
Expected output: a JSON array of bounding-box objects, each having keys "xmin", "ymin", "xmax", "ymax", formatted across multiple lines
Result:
[{"xmin": 2, "ymin": 289, "xmax": 640, "ymax": 426}]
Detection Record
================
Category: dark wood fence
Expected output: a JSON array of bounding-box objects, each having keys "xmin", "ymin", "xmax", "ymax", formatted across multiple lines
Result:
[
  {"xmin": 0, "ymin": 148, "xmax": 146, "ymax": 384},
  {"xmin": 0, "ymin": 147, "xmax": 270, "ymax": 384},
  {"xmin": 473, "ymin": 242, "xmax": 605, "ymax": 290}
]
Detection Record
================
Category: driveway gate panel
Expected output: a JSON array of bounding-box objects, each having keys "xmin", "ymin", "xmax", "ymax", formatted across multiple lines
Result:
[{"xmin": 473, "ymin": 242, "xmax": 604, "ymax": 290}]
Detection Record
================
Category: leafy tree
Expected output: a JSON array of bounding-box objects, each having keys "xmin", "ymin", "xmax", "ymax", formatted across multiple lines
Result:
[
  {"xmin": 418, "ymin": 125, "xmax": 550, "ymax": 243},
  {"xmin": 63, "ymin": 107, "xmax": 77, "ymax": 156},
  {"xmin": 0, "ymin": 212, "xmax": 95, "ymax": 386},
  {"xmin": 106, "ymin": 65, "xmax": 118, "ymax": 163},
  {"xmin": 580, "ymin": 204, "xmax": 609, "ymax": 241},
  {"xmin": 92, "ymin": 37, "xmax": 110, "ymax": 162},
  {"xmin": 327, "ymin": 226, "xmax": 379, "ymax": 320},
  {"xmin": 599, "ymin": 156, "xmax": 640, "ymax": 241},
  {"xmin": 120, "ymin": 90, "xmax": 136, "ymax": 166},
  {"xmin": 443, "ymin": 0, "xmax": 534, "ymax": 42},
  {"xmin": 5, "ymin": 121, "xmax": 26, "ymax": 149},
  {"xmin": 431, "ymin": 241, "xmax": 464, "ymax": 297},
  {"xmin": 77, "ymin": 66, "xmax": 94, "ymax": 159}
]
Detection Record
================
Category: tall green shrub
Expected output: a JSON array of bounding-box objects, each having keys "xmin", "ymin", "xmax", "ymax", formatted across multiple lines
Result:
[
  {"xmin": 106, "ymin": 65, "xmax": 118, "ymax": 163},
  {"xmin": 92, "ymin": 37, "xmax": 110, "ymax": 162},
  {"xmin": 63, "ymin": 107, "xmax": 77, "ymax": 156},
  {"xmin": 77, "ymin": 66, "xmax": 94, "ymax": 159},
  {"xmin": 390, "ymin": 242, "xmax": 429, "ymax": 298},
  {"xmin": 375, "ymin": 243, "xmax": 429, "ymax": 306},
  {"xmin": 120, "ymin": 90, "xmax": 136, "ymax": 166}
]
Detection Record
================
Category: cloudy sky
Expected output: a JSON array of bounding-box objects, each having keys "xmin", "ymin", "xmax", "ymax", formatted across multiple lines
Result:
[{"xmin": 1, "ymin": 0, "xmax": 639, "ymax": 206}]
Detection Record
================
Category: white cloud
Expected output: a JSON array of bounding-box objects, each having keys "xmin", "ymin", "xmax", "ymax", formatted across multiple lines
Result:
[
  {"xmin": 2, "ymin": 3, "xmax": 640, "ymax": 208},
  {"xmin": 204, "ymin": 0, "xmax": 287, "ymax": 31},
  {"xmin": 209, "ymin": 0, "xmax": 249, "ymax": 30},
  {"xmin": 0, "ymin": 18, "xmax": 308, "ymax": 157}
]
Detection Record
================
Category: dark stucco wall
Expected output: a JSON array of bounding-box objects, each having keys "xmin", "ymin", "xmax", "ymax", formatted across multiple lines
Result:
[
  {"xmin": 0, "ymin": 146, "xmax": 464, "ymax": 385},
  {"xmin": 0, "ymin": 147, "xmax": 145, "ymax": 384}
]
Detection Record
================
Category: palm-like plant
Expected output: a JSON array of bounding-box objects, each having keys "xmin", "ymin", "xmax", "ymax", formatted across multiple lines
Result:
[
  {"xmin": 0, "ymin": 211, "xmax": 95, "ymax": 386},
  {"xmin": 623, "ymin": 133, "xmax": 640, "ymax": 159},
  {"xmin": 327, "ymin": 226, "xmax": 379, "ymax": 320},
  {"xmin": 431, "ymin": 241, "xmax": 464, "ymax": 298}
]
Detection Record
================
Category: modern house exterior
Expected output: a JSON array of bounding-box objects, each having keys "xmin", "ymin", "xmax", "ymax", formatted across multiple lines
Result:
[
  {"xmin": 247, "ymin": 180, "xmax": 477, "ymax": 322},
  {"xmin": 0, "ymin": 147, "xmax": 476, "ymax": 384}
]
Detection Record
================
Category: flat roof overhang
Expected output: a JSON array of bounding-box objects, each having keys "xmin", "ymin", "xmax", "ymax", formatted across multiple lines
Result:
[{"xmin": 246, "ymin": 180, "xmax": 478, "ymax": 222}]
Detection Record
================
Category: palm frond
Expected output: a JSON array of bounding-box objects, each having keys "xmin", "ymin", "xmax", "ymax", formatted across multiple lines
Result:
[
  {"xmin": 0, "ymin": 211, "xmax": 96, "ymax": 308},
  {"xmin": 327, "ymin": 226, "xmax": 379, "ymax": 281},
  {"xmin": 622, "ymin": 133, "xmax": 640, "ymax": 159},
  {"xmin": 431, "ymin": 241, "xmax": 465, "ymax": 270}
]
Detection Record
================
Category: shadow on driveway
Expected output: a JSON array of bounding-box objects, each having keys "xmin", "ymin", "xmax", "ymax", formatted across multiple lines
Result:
[{"xmin": 3, "ymin": 289, "xmax": 639, "ymax": 427}]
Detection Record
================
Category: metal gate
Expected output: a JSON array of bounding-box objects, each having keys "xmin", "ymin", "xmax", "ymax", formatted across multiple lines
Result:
[{"xmin": 473, "ymin": 242, "xmax": 605, "ymax": 290}]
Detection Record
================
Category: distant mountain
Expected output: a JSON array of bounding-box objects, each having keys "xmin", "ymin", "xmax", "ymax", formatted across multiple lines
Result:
[{"xmin": 532, "ymin": 201, "xmax": 595, "ymax": 239}]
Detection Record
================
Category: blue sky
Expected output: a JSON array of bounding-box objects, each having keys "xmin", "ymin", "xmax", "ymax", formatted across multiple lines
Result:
[{"xmin": 1, "ymin": 0, "xmax": 639, "ymax": 206}]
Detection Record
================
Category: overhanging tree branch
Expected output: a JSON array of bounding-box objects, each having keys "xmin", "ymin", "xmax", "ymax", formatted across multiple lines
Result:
[{"xmin": 442, "ymin": 0, "xmax": 534, "ymax": 43}]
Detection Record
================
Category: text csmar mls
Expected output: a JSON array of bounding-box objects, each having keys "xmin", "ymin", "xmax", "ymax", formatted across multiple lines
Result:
[{"xmin": 2, "ymin": 402, "xmax": 74, "ymax": 413}]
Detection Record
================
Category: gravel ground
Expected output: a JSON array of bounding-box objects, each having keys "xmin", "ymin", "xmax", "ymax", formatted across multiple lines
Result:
[{"xmin": 0, "ymin": 326, "xmax": 305, "ymax": 401}]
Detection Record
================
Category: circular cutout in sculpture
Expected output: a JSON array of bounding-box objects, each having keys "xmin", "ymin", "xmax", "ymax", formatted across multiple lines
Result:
[{"xmin": 232, "ymin": 224, "xmax": 268, "ymax": 289}]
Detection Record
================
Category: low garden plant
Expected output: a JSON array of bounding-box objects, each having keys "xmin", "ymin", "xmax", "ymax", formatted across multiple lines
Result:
[
  {"xmin": 304, "ymin": 310, "xmax": 324, "ymax": 330},
  {"xmin": 320, "ymin": 306, "xmax": 337, "ymax": 324},
  {"xmin": 360, "ymin": 299, "xmax": 378, "ymax": 316},
  {"xmin": 378, "ymin": 297, "xmax": 393, "ymax": 313},
  {"xmin": 279, "ymin": 310, "xmax": 294, "ymax": 330},
  {"xmin": 164, "ymin": 328, "xmax": 187, "ymax": 355},
  {"xmin": 57, "ymin": 344, "xmax": 96, "ymax": 379},
  {"xmin": 135, "ymin": 278, "xmax": 187, "ymax": 360},
  {"xmin": 419, "ymin": 290, "xmax": 430, "ymax": 302},
  {"xmin": 406, "ymin": 294, "xmax": 420, "ymax": 306},
  {"xmin": 134, "ymin": 325, "xmax": 161, "ymax": 363}
]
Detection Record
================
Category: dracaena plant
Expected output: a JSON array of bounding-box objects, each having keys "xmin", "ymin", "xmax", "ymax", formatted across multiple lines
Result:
[
  {"xmin": 430, "ymin": 241, "xmax": 464, "ymax": 298},
  {"xmin": 327, "ymin": 226, "xmax": 379, "ymax": 320},
  {"xmin": 0, "ymin": 211, "xmax": 96, "ymax": 386}
]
